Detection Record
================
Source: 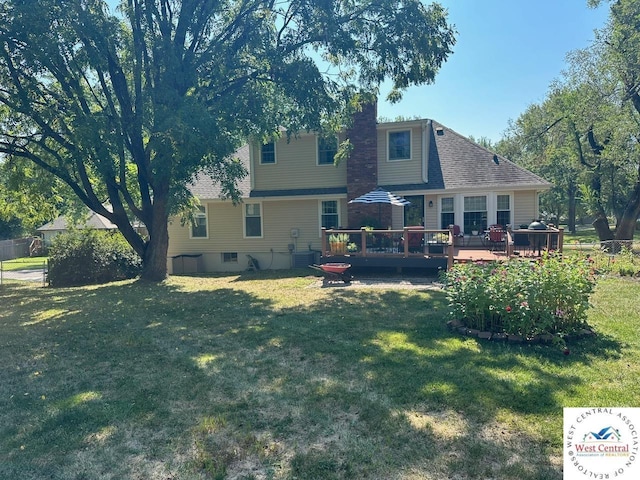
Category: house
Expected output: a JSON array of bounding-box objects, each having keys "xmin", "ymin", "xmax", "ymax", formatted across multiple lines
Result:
[
  {"xmin": 37, "ymin": 210, "xmax": 119, "ymax": 246},
  {"xmin": 166, "ymin": 103, "xmax": 552, "ymax": 273},
  {"xmin": 37, "ymin": 208, "xmax": 147, "ymax": 246}
]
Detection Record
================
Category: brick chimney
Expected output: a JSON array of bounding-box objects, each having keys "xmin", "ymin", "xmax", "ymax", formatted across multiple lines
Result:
[{"xmin": 346, "ymin": 100, "xmax": 389, "ymax": 228}]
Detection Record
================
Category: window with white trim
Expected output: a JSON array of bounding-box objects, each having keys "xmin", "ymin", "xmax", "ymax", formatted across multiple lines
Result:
[
  {"xmin": 496, "ymin": 194, "xmax": 511, "ymax": 227},
  {"xmin": 388, "ymin": 130, "xmax": 411, "ymax": 161},
  {"xmin": 260, "ymin": 141, "xmax": 276, "ymax": 164},
  {"xmin": 441, "ymin": 197, "xmax": 455, "ymax": 229},
  {"xmin": 317, "ymin": 136, "xmax": 338, "ymax": 165},
  {"xmin": 463, "ymin": 196, "xmax": 487, "ymax": 233},
  {"xmin": 190, "ymin": 206, "xmax": 208, "ymax": 238},
  {"xmin": 244, "ymin": 203, "xmax": 262, "ymax": 237},
  {"xmin": 321, "ymin": 200, "xmax": 339, "ymax": 229}
]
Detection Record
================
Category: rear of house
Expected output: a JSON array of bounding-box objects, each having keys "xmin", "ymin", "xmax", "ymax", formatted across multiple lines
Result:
[{"xmin": 166, "ymin": 103, "xmax": 551, "ymax": 273}]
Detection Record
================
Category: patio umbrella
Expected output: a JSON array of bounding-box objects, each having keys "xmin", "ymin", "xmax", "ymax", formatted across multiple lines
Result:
[
  {"xmin": 348, "ymin": 187, "xmax": 411, "ymax": 207},
  {"xmin": 348, "ymin": 187, "xmax": 410, "ymax": 225}
]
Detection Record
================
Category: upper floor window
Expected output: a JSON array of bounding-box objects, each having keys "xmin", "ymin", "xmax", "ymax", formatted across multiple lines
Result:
[
  {"xmin": 260, "ymin": 141, "xmax": 276, "ymax": 164},
  {"xmin": 388, "ymin": 130, "xmax": 411, "ymax": 161},
  {"xmin": 190, "ymin": 206, "xmax": 208, "ymax": 238},
  {"xmin": 244, "ymin": 203, "xmax": 263, "ymax": 237},
  {"xmin": 317, "ymin": 136, "xmax": 338, "ymax": 165}
]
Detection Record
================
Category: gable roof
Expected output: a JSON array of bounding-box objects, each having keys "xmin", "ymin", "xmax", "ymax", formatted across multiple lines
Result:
[
  {"xmin": 188, "ymin": 145, "xmax": 251, "ymax": 201},
  {"xmin": 37, "ymin": 211, "xmax": 117, "ymax": 232}
]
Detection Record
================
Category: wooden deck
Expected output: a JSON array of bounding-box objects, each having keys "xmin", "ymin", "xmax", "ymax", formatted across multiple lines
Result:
[{"xmin": 320, "ymin": 226, "xmax": 562, "ymax": 271}]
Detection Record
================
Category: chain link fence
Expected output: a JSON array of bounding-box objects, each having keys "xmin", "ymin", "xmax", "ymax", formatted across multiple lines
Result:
[{"xmin": 0, "ymin": 259, "xmax": 48, "ymax": 287}]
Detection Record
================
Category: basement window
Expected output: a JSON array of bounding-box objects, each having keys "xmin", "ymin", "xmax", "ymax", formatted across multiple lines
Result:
[{"xmin": 222, "ymin": 252, "xmax": 238, "ymax": 263}]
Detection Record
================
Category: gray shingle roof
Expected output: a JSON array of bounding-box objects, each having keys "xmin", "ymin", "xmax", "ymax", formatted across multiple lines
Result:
[
  {"xmin": 37, "ymin": 211, "xmax": 117, "ymax": 232},
  {"xmin": 188, "ymin": 145, "xmax": 251, "ymax": 200},
  {"xmin": 425, "ymin": 120, "xmax": 551, "ymax": 191}
]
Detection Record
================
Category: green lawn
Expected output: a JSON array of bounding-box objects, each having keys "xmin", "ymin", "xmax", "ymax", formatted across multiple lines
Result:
[
  {"xmin": 562, "ymin": 224, "xmax": 640, "ymax": 245},
  {"xmin": 1, "ymin": 256, "xmax": 48, "ymax": 271},
  {"xmin": 1, "ymin": 272, "xmax": 638, "ymax": 479}
]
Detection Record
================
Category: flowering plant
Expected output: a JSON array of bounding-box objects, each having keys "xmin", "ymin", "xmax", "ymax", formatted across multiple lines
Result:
[{"xmin": 441, "ymin": 253, "xmax": 596, "ymax": 338}]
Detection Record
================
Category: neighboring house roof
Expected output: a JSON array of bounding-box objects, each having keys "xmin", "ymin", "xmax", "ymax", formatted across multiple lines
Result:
[
  {"xmin": 37, "ymin": 211, "xmax": 117, "ymax": 232},
  {"xmin": 188, "ymin": 145, "xmax": 251, "ymax": 201}
]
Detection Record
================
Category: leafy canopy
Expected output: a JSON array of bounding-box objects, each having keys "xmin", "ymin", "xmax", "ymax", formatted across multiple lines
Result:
[{"xmin": 0, "ymin": 0, "xmax": 455, "ymax": 279}]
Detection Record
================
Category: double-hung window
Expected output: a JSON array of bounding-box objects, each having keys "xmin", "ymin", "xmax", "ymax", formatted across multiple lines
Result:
[
  {"xmin": 260, "ymin": 141, "xmax": 276, "ymax": 164},
  {"xmin": 388, "ymin": 130, "xmax": 411, "ymax": 161},
  {"xmin": 441, "ymin": 197, "xmax": 455, "ymax": 229},
  {"xmin": 321, "ymin": 200, "xmax": 339, "ymax": 229},
  {"xmin": 190, "ymin": 206, "xmax": 208, "ymax": 238},
  {"xmin": 244, "ymin": 203, "xmax": 262, "ymax": 237},
  {"xmin": 317, "ymin": 136, "xmax": 338, "ymax": 165},
  {"xmin": 496, "ymin": 194, "xmax": 511, "ymax": 227}
]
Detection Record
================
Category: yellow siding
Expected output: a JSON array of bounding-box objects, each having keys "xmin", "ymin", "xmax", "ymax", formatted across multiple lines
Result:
[
  {"xmin": 167, "ymin": 198, "xmax": 347, "ymax": 272},
  {"xmin": 424, "ymin": 195, "xmax": 439, "ymax": 230},
  {"xmin": 253, "ymin": 135, "xmax": 346, "ymax": 191},
  {"xmin": 378, "ymin": 126, "xmax": 424, "ymax": 185},
  {"xmin": 514, "ymin": 191, "xmax": 538, "ymax": 227}
]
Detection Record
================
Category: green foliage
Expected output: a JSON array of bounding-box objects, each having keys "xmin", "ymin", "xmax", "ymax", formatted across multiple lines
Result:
[
  {"xmin": 48, "ymin": 229, "xmax": 141, "ymax": 287},
  {"xmin": 0, "ymin": 0, "xmax": 456, "ymax": 280},
  {"xmin": 497, "ymin": 0, "xmax": 640, "ymax": 238},
  {"xmin": 329, "ymin": 233, "xmax": 350, "ymax": 243},
  {"xmin": 442, "ymin": 254, "xmax": 597, "ymax": 337}
]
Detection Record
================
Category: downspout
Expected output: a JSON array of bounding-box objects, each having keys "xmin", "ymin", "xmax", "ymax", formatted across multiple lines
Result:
[
  {"xmin": 249, "ymin": 143, "xmax": 255, "ymax": 191},
  {"xmin": 422, "ymin": 120, "xmax": 431, "ymax": 184}
]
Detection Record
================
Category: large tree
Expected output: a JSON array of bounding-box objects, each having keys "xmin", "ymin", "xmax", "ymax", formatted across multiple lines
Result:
[
  {"xmin": 498, "ymin": 0, "xmax": 640, "ymax": 242},
  {"xmin": 0, "ymin": 0, "xmax": 455, "ymax": 280}
]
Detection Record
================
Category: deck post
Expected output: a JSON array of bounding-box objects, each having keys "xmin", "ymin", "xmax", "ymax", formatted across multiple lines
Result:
[
  {"xmin": 403, "ymin": 227, "xmax": 409, "ymax": 258},
  {"xmin": 361, "ymin": 227, "xmax": 368, "ymax": 257},
  {"xmin": 321, "ymin": 228, "xmax": 327, "ymax": 257},
  {"xmin": 558, "ymin": 227, "xmax": 564, "ymax": 254}
]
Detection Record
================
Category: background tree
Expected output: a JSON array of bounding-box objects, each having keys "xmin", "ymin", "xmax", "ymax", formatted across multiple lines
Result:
[
  {"xmin": 497, "ymin": 0, "xmax": 640, "ymax": 241},
  {"xmin": 0, "ymin": 0, "xmax": 455, "ymax": 280},
  {"xmin": 0, "ymin": 156, "xmax": 70, "ymax": 239}
]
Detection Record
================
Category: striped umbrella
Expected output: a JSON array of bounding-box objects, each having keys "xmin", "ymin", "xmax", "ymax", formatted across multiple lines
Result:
[{"xmin": 348, "ymin": 187, "xmax": 411, "ymax": 206}]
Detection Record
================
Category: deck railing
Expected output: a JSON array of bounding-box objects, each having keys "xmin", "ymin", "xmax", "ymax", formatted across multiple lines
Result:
[
  {"xmin": 506, "ymin": 227, "xmax": 564, "ymax": 257},
  {"xmin": 321, "ymin": 227, "xmax": 455, "ymax": 269}
]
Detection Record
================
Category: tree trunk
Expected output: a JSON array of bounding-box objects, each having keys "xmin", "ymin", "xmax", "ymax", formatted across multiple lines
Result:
[
  {"xmin": 567, "ymin": 181, "xmax": 577, "ymax": 234},
  {"xmin": 615, "ymin": 181, "xmax": 640, "ymax": 240},
  {"xmin": 592, "ymin": 214, "xmax": 614, "ymax": 241},
  {"xmin": 140, "ymin": 197, "xmax": 170, "ymax": 282}
]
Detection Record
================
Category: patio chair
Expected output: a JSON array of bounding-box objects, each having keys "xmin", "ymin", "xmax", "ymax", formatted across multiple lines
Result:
[
  {"xmin": 404, "ymin": 226, "xmax": 425, "ymax": 253},
  {"xmin": 487, "ymin": 227, "xmax": 506, "ymax": 252}
]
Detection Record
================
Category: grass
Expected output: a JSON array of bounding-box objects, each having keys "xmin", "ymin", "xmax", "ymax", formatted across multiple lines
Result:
[
  {"xmin": 1, "ymin": 256, "xmax": 48, "ymax": 271},
  {"xmin": 0, "ymin": 270, "xmax": 639, "ymax": 479},
  {"xmin": 562, "ymin": 224, "xmax": 640, "ymax": 246}
]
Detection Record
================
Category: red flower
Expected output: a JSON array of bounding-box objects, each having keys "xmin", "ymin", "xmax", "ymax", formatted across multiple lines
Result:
[{"xmin": 506, "ymin": 306, "xmax": 512, "ymax": 312}]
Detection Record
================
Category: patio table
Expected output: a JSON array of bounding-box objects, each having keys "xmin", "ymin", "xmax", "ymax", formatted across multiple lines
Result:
[{"xmin": 464, "ymin": 232, "xmax": 486, "ymax": 247}]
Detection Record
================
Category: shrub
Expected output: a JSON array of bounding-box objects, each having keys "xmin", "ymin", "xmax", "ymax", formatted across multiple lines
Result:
[
  {"xmin": 48, "ymin": 229, "xmax": 142, "ymax": 287},
  {"xmin": 441, "ymin": 254, "xmax": 597, "ymax": 338}
]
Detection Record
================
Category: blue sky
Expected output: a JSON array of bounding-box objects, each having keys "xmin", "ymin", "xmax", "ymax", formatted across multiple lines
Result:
[{"xmin": 377, "ymin": 0, "xmax": 610, "ymax": 143}]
